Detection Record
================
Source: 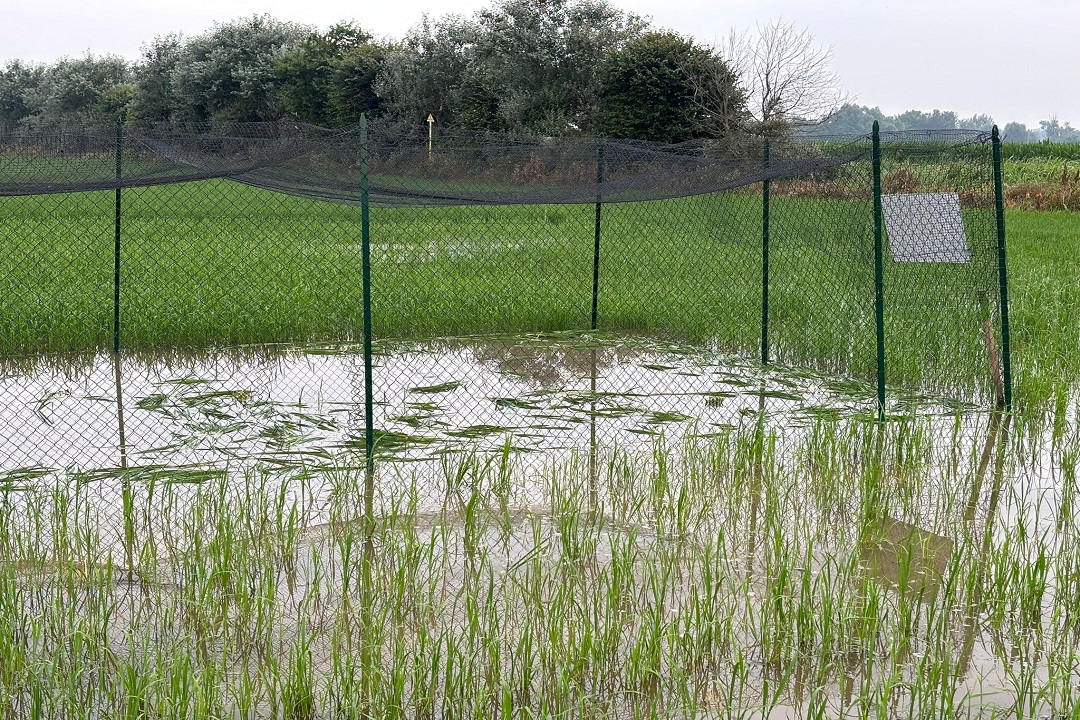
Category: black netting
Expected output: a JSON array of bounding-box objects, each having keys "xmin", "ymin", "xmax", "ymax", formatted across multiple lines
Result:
[
  {"xmin": 2, "ymin": 121, "xmax": 864, "ymax": 205},
  {"xmin": 0, "ymin": 120, "xmax": 1010, "ymax": 481},
  {"xmin": 0, "ymin": 120, "xmax": 1011, "ymax": 475}
]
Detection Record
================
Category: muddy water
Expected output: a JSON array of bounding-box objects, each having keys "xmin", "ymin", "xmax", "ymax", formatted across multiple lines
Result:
[{"xmin": 0, "ymin": 331, "xmax": 1040, "ymax": 551}]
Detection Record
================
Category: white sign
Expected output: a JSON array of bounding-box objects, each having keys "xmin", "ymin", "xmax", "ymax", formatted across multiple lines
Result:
[{"xmin": 881, "ymin": 192, "xmax": 970, "ymax": 263}]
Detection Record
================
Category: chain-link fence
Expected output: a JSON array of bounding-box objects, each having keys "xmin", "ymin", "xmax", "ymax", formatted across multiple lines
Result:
[
  {"xmin": 0, "ymin": 119, "xmax": 1009, "ymax": 471},
  {"xmin": 1, "ymin": 119, "xmax": 1035, "ymax": 718},
  {"xmin": 0, "ymin": 117, "xmax": 1012, "ymax": 541}
]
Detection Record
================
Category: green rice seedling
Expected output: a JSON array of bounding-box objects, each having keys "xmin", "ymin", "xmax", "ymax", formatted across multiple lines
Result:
[
  {"xmin": 115, "ymin": 647, "xmax": 155, "ymax": 720},
  {"xmin": 0, "ymin": 396, "xmax": 1077, "ymax": 717},
  {"xmin": 282, "ymin": 630, "xmax": 316, "ymax": 720}
]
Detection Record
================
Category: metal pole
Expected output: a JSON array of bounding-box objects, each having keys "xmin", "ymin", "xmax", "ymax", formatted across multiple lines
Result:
[
  {"xmin": 761, "ymin": 139, "xmax": 771, "ymax": 365},
  {"xmin": 589, "ymin": 348, "xmax": 598, "ymax": 512},
  {"xmin": 991, "ymin": 126, "xmax": 1013, "ymax": 411},
  {"xmin": 113, "ymin": 116, "xmax": 133, "ymax": 571},
  {"xmin": 591, "ymin": 140, "xmax": 604, "ymax": 331},
  {"xmin": 589, "ymin": 141, "xmax": 603, "ymax": 509},
  {"xmin": 113, "ymin": 117, "xmax": 123, "ymax": 354},
  {"xmin": 872, "ymin": 121, "xmax": 886, "ymax": 420},
  {"xmin": 360, "ymin": 115, "xmax": 375, "ymax": 475}
]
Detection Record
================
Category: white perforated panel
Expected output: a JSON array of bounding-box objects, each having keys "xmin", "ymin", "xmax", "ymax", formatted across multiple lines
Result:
[{"xmin": 882, "ymin": 192, "xmax": 970, "ymax": 263}]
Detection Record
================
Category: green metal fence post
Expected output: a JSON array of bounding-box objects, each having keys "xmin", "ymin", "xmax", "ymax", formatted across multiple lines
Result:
[
  {"xmin": 761, "ymin": 138, "xmax": 771, "ymax": 365},
  {"xmin": 113, "ymin": 117, "xmax": 123, "ymax": 354},
  {"xmin": 112, "ymin": 116, "xmax": 133, "ymax": 572},
  {"xmin": 360, "ymin": 115, "xmax": 375, "ymax": 473},
  {"xmin": 589, "ymin": 140, "xmax": 604, "ymax": 509},
  {"xmin": 991, "ymin": 125, "xmax": 1013, "ymax": 410},
  {"xmin": 591, "ymin": 140, "xmax": 604, "ymax": 331},
  {"xmin": 872, "ymin": 121, "xmax": 886, "ymax": 420}
]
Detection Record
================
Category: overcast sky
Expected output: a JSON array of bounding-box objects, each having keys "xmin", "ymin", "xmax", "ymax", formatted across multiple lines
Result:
[{"xmin": 2, "ymin": 0, "xmax": 1073, "ymax": 128}]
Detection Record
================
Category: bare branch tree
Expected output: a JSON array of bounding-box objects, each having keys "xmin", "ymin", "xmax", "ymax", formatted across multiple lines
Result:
[
  {"xmin": 721, "ymin": 19, "xmax": 850, "ymax": 136},
  {"xmin": 681, "ymin": 49, "xmax": 749, "ymax": 139}
]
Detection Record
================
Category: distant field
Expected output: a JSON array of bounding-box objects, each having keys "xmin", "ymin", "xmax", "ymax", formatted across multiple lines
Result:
[
  {"xmin": 1001, "ymin": 141, "xmax": 1080, "ymax": 161},
  {"xmin": 1002, "ymin": 142, "xmax": 1080, "ymax": 211}
]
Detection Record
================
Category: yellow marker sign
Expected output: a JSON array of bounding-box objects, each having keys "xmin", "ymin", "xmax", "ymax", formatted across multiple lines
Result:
[{"xmin": 427, "ymin": 114, "xmax": 435, "ymax": 160}]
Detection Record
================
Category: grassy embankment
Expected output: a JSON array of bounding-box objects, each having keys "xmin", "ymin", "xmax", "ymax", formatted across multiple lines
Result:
[{"xmin": 1002, "ymin": 141, "xmax": 1080, "ymax": 211}]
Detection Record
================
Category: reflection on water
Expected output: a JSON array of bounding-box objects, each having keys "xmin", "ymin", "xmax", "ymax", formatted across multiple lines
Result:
[
  {"xmin": 0, "ymin": 332, "xmax": 1050, "ymax": 546},
  {"xmin": 2, "ymin": 332, "xmax": 891, "ymax": 482}
]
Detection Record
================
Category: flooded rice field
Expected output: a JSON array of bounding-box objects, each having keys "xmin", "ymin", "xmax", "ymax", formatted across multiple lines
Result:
[{"xmin": 1, "ymin": 333, "xmax": 1077, "ymax": 719}]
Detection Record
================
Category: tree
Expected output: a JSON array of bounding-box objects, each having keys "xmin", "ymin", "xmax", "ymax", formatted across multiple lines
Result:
[
  {"xmin": 807, "ymin": 107, "xmax": 1060, "ymax": 142},
  {"xmin": 375, "ymin": 0, "xmax": 647, "ymax": 133},
  {"xmin": 327, "ymin": 42, "xmax": 385, "ymax": 125},
  {"xmin": 682, "ymin": 44, "xmax": 749, "ymax": 139},
  {"xmin": 804, "ymin": 103, "xmax": 897, "ymax": 136},
  {"xmin": 274, "ymin": 31, "xmax": 339, "ymax": 124},
  {"xmin": 24, "ymin": 54, "xmax": 131, "ymax": 124},
  {"xmin": 471, "ymin": 0, "xmax": 647, "ymax": 134},
  {"xmin": 130, "ymin": 34, "xmax": 184, "ymax": 124},
  {"xmin": 957, "ymin": 113, "xmax": 993, "ymax": 130},
  {"xmin": 275, "ymin": 22, "xmax": 381, "ymax": 125},
  {"xmin": 721, "ymin": 19, "xmax": 848, "ymax": 136},
  {"xmin": 374, "ymin": 15, "xmax": 475, "ymax": 128},
  {"xmin": 170, "ymin": 15, "xmax": 310, "ymax": 122},
  {"xmin": 894, "ymin": 109, "xmax": 958, "ymax": 131},
  {"xmin": 0, "ymin": 60, "xmax": 44, "ymax": 127},
  {"xmin": 597, "ymin": 32, "xmax": 745, "ymax": 142},
  {"xmin": 449, "ymin": 67, "xmax": 501, "ymax": 131},
  {"xmin": 1040, "ymin": 118, "xmax": 1080, "ymax": 143},
  {"xmin": 1001, "ymin": 121, "xmax": 1037, "ymax": 143}
]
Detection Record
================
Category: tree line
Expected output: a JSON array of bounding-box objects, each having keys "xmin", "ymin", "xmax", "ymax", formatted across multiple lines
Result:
[
  {"xmin": 2, "ymin": 0, "xmax": 1067, "ymax": 143},
  {"xmin": 810, "ymin": 104, "xmax": 1080, "ymax": 143},
  {"xmin": 0, "ymin": 1, "xmax": 752, "ymax": 143}
]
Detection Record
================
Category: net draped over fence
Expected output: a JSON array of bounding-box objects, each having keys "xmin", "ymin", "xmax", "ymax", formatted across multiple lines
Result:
[
  {"xmin": 0, "ymin": 116, "xmax": 1048, "ymax": 720},
  {"xmin": 0, "ymin": 119, "xmax": 1010, "ymax": 485}
]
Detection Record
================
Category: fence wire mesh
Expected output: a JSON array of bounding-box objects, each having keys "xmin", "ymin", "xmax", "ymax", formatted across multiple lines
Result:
[{"xmin": 0, "ymin": 119, "xmax": 1039, "ymax": 719}]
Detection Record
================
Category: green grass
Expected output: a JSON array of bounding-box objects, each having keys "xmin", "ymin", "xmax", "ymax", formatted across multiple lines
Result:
[
  {"xmin": 1002, "ymin": 210, "xmax": 1080, "ymax": 420},
  {"xmin": 1, "ymin": 178, "xmax": 1060, "ymax": 406},
  {"xmin": 1002, "ymin": 141, "xmax": 1080, "ymax": 162}
]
